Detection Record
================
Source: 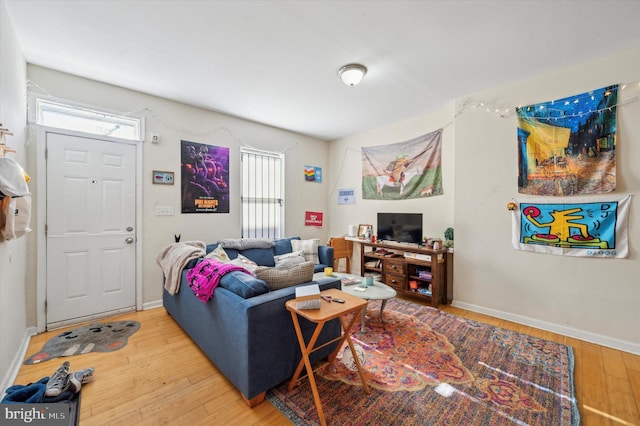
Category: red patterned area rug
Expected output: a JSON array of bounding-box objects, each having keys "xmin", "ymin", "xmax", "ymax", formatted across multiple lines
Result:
[{"xmin": 267, "ymin": 299, "xmax": 579, "ymax": 425}]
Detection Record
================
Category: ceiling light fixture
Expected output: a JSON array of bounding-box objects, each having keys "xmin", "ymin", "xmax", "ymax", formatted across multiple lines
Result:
[{"xmin": 338, "ymin": 63, "xmax": 367, "ymax": 87}]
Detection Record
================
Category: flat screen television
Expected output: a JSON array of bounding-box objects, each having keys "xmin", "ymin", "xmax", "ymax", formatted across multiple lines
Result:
[{"xmin": 377, "ymin": 213, "xmax": 423, "ymax": 245}]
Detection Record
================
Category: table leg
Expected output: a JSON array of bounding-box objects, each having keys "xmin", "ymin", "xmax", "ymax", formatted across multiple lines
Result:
[
  {"xmin": 288, "ymin": 311, "xmax": 328, "ymax": 426},
  {"xmin": 379, "ymin": 299, "xmax": 389, "ymax": 323},
  {"xmin": 338, "ymin": 311, "xmax": 370, "ymax": 394}
]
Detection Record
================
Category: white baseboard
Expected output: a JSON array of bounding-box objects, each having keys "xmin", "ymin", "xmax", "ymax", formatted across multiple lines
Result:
[
  {"xmin": 143, "ymin": 299, "xmax": 163, "ymax": 310},
  {"xmin": 1, "ymin": 327, "xmax": 37, "ymax": 396},
  {"xmin": 451, "ymin": 301, "xmax": 640, "ymax": 355}
]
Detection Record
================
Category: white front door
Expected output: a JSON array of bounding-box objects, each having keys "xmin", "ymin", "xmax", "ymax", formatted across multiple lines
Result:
[{"xmin": 46, "ymin": 131, "xmax": 136, "ymax": 328}]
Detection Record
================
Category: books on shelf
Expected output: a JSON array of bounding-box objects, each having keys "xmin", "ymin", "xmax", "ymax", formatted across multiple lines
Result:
[
  {"xmin": 417, "ymin": 287, "xmax": 432, "ymax": 296},
  {"xmin": 364, "ymin": 260, "xmax": 382, "ymax": 269},
  {"xmin": 411, "ymin": 286, "xmax": 431, "ymax": 296}
]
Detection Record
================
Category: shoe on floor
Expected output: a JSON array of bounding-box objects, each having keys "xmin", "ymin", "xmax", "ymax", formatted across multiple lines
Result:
[
  {"xmin": 69, "ymin": 367, "xmax": 95, "ymax": 393},
  {"xmin": 45, "ymin": 361, "xmax": 71, "ymax": 397}
]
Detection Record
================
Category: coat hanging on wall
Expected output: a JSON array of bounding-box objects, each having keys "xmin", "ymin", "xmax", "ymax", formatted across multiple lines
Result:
[{"xmin": 0, "ymin": 125, "xmax": 32, "ymax": 240}]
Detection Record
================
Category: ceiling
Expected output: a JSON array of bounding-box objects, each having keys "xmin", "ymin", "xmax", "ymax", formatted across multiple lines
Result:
[{"xmin": 5, "ymin": 0, "xmax": 640, "ymax": 141}]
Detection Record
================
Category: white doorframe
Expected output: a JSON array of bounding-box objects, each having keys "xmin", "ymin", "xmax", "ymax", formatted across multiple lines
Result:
[{"xmin": 36, "ymin": 126, "xmax": 143, "ymax": 332}]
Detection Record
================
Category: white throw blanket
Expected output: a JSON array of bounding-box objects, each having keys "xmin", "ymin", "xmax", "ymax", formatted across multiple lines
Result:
[{"xmin": 156, "ymin": 241, "xmax": 206, "ymax": 295}]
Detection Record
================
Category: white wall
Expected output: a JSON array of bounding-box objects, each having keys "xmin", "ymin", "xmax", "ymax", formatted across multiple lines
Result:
[
  {"xmin": 330, "ymin": 47, "xmax": 640, "ymax": 354},
  {"xmin": 0, "ymin": 0, "xmax": 28, "ymax": 392},
  {"xmin": 26, "ymin": 66, "xmax": 331, "ymax": 314},
  {"xmin": 454, "ymin": 47, "xmax": 640, "ymax": 353},
  {"xmin": 327, "ymin": 102, "xmax": 456, "ymax": 242}
]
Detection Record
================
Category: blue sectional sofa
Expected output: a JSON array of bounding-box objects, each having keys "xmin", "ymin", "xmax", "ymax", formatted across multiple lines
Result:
[{"xmin": 162, "ymin": 237, "xmax": 341, "ymax": 406}]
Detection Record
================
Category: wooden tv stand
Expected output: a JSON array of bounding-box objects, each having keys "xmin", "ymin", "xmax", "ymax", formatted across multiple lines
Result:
[{"xmin": 359, "ymin": 241, "xmax": 447, "ymax": 307}]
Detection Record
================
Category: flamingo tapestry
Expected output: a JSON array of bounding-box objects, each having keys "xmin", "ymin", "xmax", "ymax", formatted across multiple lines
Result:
[{"xmin": 361, "ymin": 129, "xmax": 443, "ymax": 200}]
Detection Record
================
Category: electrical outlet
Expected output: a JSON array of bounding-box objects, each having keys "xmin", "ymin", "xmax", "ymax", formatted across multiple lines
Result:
[{"xmin": 155, "ymin": 206, "xmax": 174, "ymax": 216}]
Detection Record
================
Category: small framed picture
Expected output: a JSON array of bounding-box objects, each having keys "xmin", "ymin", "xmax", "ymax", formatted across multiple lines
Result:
[
  {"xmin": 152, "ymin": 170, "xmax": 174, "ymax": 185},
  {"xmin": 358, "ymin": 224, "xmax": 373, "ymax": 239}
]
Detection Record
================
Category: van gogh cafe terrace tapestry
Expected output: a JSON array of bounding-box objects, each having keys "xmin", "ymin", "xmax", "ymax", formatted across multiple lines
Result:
[{"xmin": 516, "ymin": 85, "xmax": 618, "ymax": 197}]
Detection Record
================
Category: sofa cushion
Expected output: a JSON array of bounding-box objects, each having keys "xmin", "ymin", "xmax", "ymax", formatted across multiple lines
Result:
[
  {"xmin": 254, "ymin": 261, "xmax": 315, "ymax": 291},
  {"xmin": 229, "ymin": 254, "xmax": 259, "ymax": 274},
  {"xmin": 207, "ymin": 241, "xmax": 275, "ymax": 266},
  {"xmin": 274, "ymin": 250, "xmax": 305, "ymax": 267},
  {"xmin": 291, "ymin": 239, "xmax": 319, "ymax": 264},
  {"xmin": 239, "ymin": 248, "xmax": 275, "ymax": 267},
  {"xmin": 204, "ymin": 245, "xmax": 231, "ymax": 262},
  {"xmin": 273, "ymin": 236, "xmax": 300, "ymax": 256},
  {"xmin": 218, "ymin": 270, "xmax": 269, "ymax": 298}
]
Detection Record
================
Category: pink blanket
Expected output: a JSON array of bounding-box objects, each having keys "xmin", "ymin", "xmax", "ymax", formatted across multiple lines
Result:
[{"xmin": 186, "ymin": 258, "xmax": 251, "ymax": 302}]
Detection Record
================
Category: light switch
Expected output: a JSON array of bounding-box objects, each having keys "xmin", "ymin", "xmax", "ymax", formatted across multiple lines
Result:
[{"xmin": 155, "ymin": 206, "xmax": 174, "ymax": 216}]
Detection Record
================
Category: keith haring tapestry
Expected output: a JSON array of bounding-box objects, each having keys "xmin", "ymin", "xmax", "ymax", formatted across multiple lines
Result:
[
  {"xmin": 181, "ymin": 140, "xmax": 230, "ymax": 213},
  {"xmin": 511, "ymin": 195, "xmax": 630, "ymax": 258},
  {"xmin": 517, "ymin": 85, "xmax": 618, "ymax": 196},
  {"xmin": 362, "ymin": 129, "xmax": 442, "ymax": 200}
]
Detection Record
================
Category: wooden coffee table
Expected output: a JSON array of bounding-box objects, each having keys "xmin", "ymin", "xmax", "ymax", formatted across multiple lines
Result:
[{"xmin": 314, "ymin": 273, "xmax": 397, "ymax": 333}]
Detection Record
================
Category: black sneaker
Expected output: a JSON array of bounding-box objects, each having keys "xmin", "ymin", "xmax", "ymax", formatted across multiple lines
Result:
[
  {"xmin": 45, "ymin": 361, "xmax": 71, "ymax": 397},
  {"xmin": 69, "ymin": 367, "xmax": 95, "ymax": 393}
]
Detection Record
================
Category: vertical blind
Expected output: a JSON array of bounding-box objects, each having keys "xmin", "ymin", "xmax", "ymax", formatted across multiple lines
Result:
[{"xmin": 240, "ymin": 147, "xmax": 284, "ymax": 239}]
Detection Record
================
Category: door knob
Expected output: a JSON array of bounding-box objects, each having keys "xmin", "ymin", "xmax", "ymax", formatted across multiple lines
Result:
[
  {"xmin": 125, "ymin": 237, "xmax": 134, "ymax": 244},
  {"xmin": 126, "ymin": 226, "xmax": 134, "ymax": 231}
]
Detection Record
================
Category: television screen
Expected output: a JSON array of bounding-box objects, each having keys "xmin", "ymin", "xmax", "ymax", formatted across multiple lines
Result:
[{"xmin": 377, "ymin": 213, "xmax": 423, "ymax": 244}]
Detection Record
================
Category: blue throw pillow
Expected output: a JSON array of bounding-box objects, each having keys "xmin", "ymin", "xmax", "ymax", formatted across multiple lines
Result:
[
  {"xmin": 240, "ymin": 248, "xmax": 275, "ymax": 266},
  {"xmin": 273, "ymin": 236, "xmax": 301, "ymax": 256},
  {"xmin": 219, "ymin": 270, "xmax": 269, "ymax": 298}
]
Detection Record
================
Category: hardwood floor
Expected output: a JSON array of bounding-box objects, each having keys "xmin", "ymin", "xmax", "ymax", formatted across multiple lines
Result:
[{"xmin": 12, "ymin": 299, "xmax": 640, "ymax": 425}]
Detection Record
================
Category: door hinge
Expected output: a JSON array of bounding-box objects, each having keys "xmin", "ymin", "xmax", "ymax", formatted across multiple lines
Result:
[
  {"xmin": 45, "ymin": 147, "xmax": 48, "ymax": 159},
  {"xmin": 44, "ymin": 224, "xmax": 48, "ymax": 236},
  {"xmin": 44, "ymin": 300, "xmax": 47, "ymax": 314}
]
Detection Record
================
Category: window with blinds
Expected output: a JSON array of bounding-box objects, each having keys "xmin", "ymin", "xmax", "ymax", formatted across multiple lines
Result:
[{"xmin": 240, "ymin": 147, "xmax": 284, "ymax": 239}]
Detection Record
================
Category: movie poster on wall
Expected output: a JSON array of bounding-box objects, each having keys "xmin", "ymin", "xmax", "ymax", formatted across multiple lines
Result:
[
  {"xmin": 516, "ymin": 85, "xmax": 618, "ymax": 196},
  {"xmin": 181, "ymin": 140, "xmax": 230, "ymax": 213}
]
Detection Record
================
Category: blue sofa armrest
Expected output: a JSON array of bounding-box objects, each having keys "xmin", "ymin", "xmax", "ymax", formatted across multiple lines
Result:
[{"xmin": 318, "ymin": 246, "xmax": 333, "ymax": 268}]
